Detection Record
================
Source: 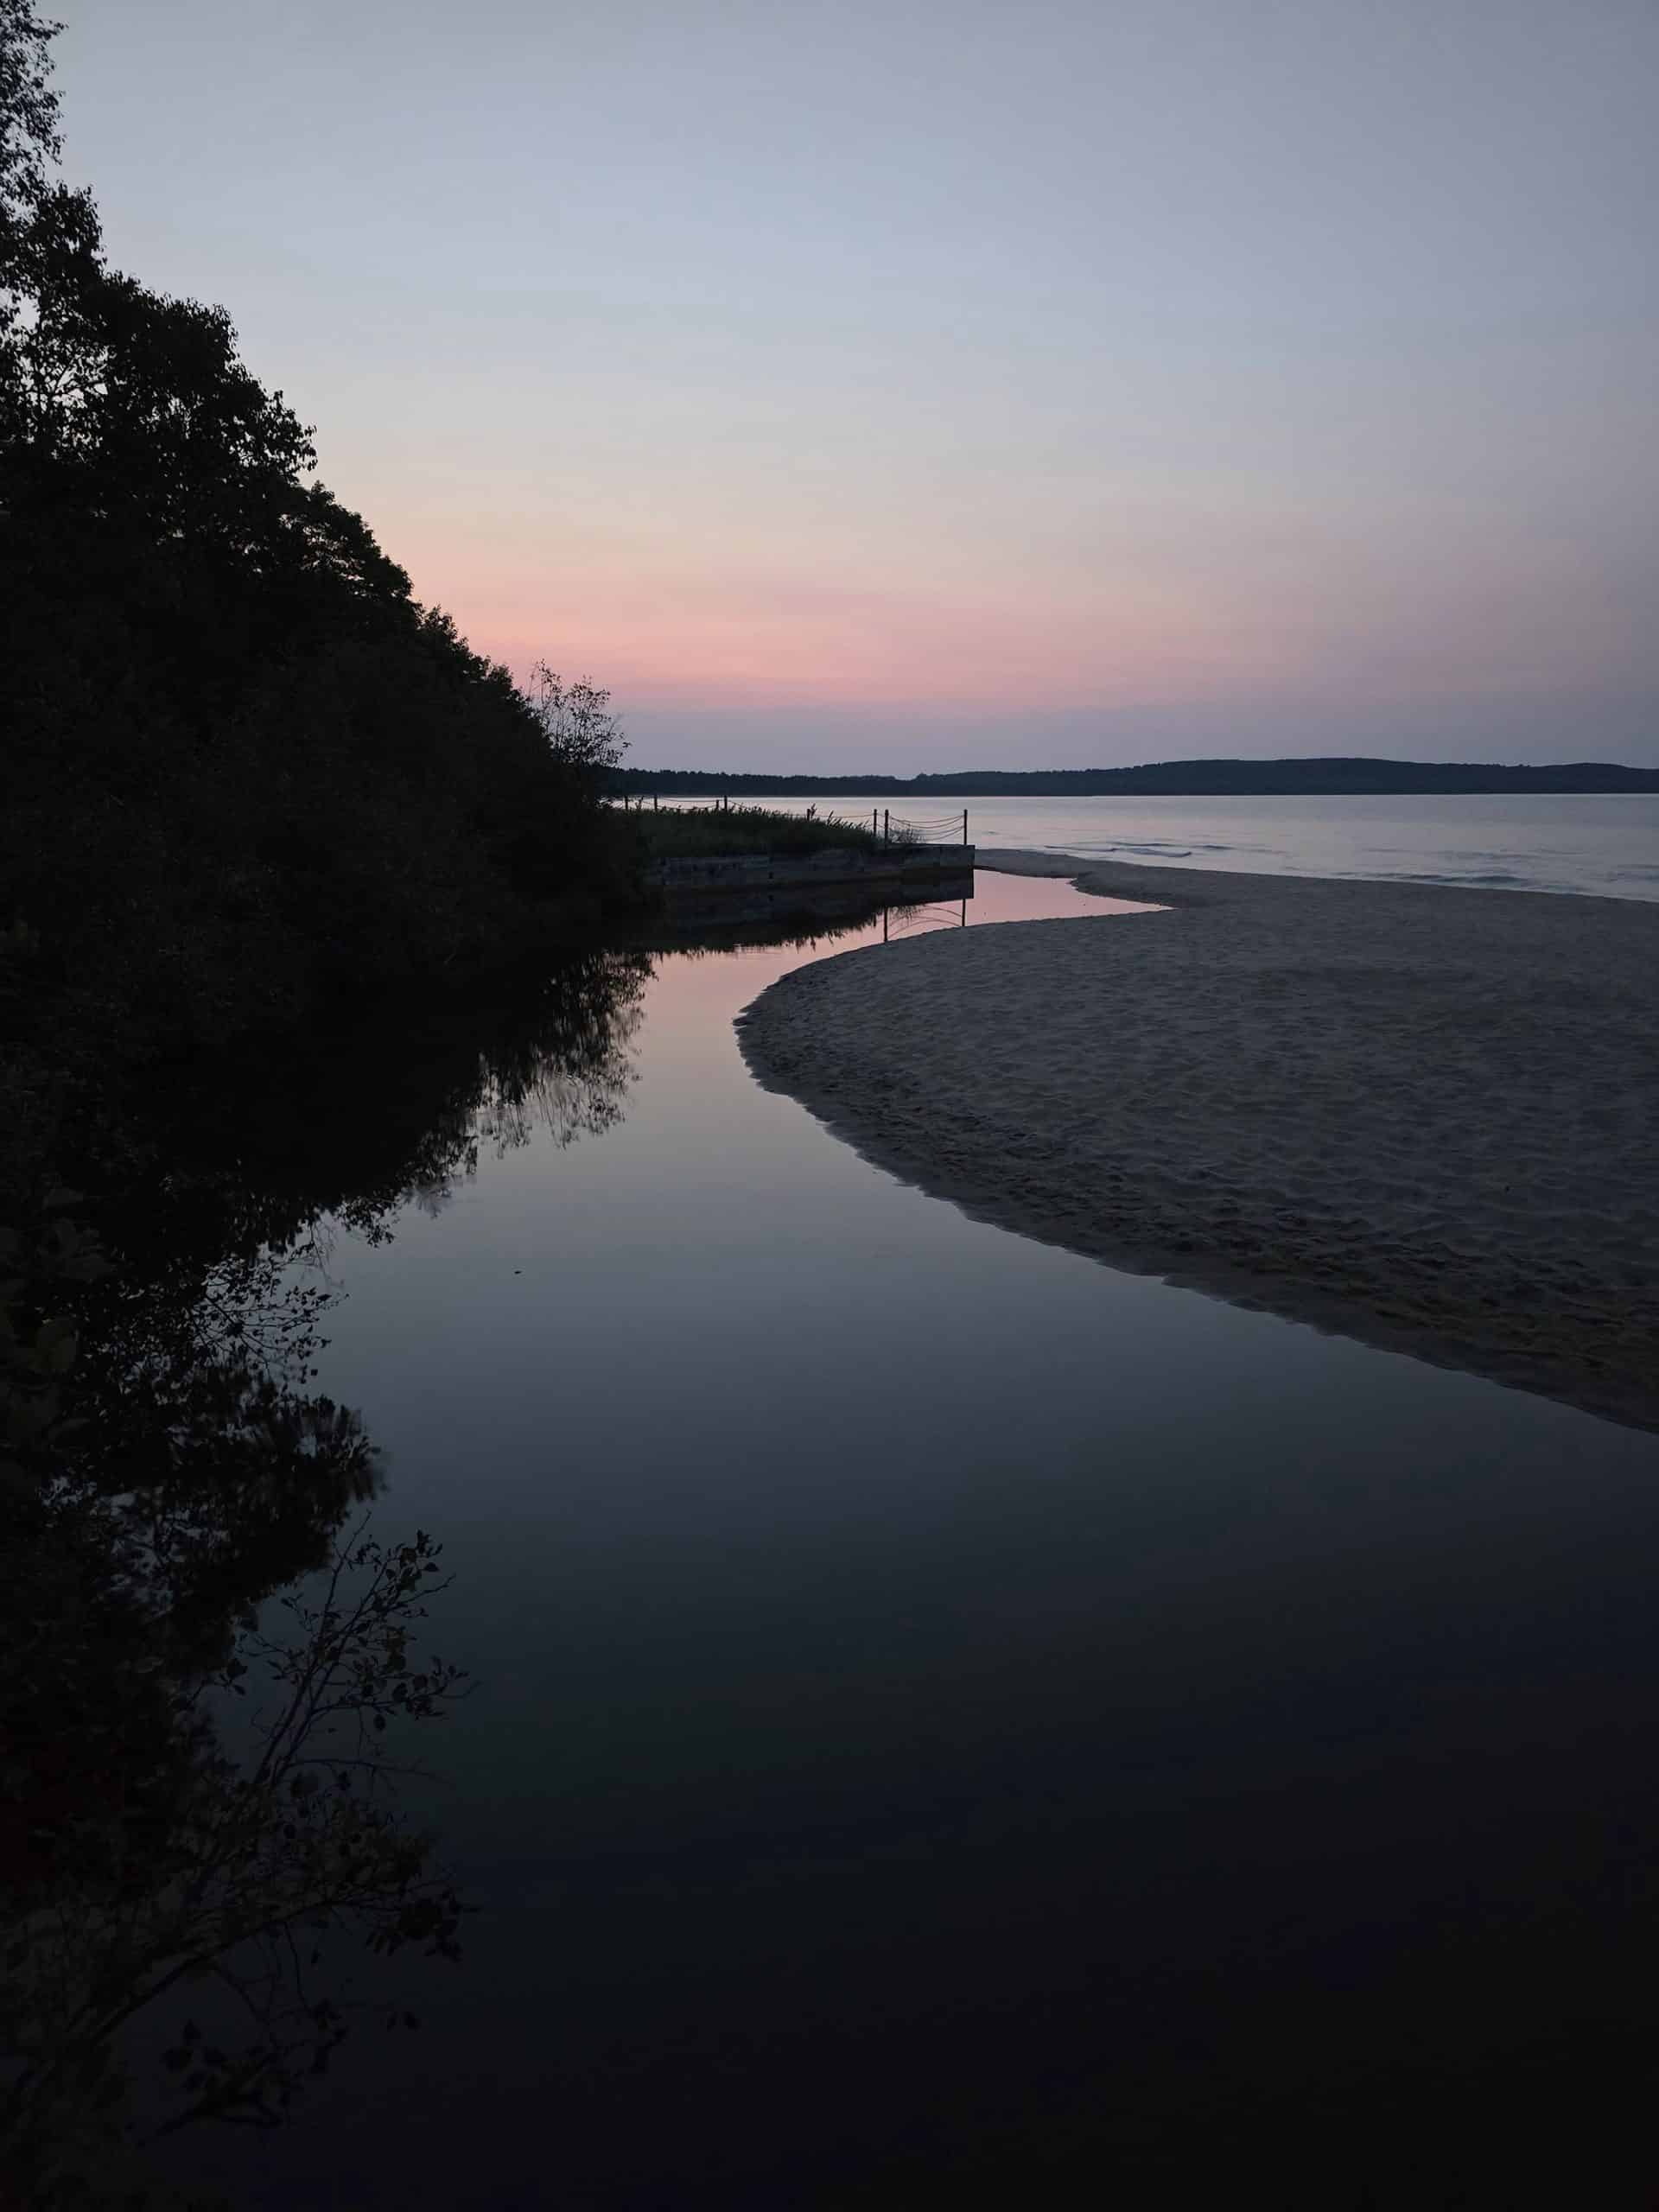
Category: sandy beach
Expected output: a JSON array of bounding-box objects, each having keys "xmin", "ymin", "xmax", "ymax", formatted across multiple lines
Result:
[{"xmin": 739, "ymin": 854, "xmax": 1659, "ymax": 1432}]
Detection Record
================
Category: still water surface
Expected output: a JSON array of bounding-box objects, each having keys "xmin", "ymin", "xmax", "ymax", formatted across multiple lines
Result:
[
  {"xmin": 689, "ymin": 791, "xmax": 1659, "ymax": 899},
  {"xmin": 170, "ymin": 872, "xmax": 1659, "ymax": 2207}
]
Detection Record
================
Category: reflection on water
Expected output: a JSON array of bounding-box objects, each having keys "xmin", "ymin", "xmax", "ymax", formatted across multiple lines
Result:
[
  {"xmin": 648, "ymin": 872, "xmax": 975, "ymax": 942},
  {"xmin": 1, "ymin": 950, "xmax": 654, "ymax": 2198},
  {"xmin": 41, "ymin": 871, "xmax": 1659, "ymax": 2209}
]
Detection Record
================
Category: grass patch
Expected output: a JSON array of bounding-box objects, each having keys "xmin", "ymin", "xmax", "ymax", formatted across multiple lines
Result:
[{"xmin": 622, "ymin": 804, "xmax": 893, "ymax": 860}]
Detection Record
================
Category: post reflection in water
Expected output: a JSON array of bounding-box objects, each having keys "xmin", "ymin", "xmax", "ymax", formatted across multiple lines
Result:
[{"xmin": 28, "ymin": 873, "xmax": 1659, "ymax": 2210}]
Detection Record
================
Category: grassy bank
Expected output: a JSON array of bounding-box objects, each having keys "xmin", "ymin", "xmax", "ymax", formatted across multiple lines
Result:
[{"xmin": 622, "ymin": 804, "xmax": 892, "ymax": 860}]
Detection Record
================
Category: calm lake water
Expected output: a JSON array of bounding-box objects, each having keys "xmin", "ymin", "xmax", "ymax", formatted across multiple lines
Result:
[
  {"xmin": 161, "ymin": 871, "xmax": 1659, "ymax": 2209},
  {"xmin": 689, "ymin": 791, "xmax": 1659, "ymax": 900}
]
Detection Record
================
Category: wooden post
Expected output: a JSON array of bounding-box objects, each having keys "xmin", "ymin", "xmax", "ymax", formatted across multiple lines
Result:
[
  {"xmin": 883, "ymin": 808, "xmax": 890, "ymax": 846},
  {"xmin": 654, "ymin": 794, "xmax": 658, "ymax": 811},
  {"xmin": 963, "ymin": 809, "xmax": 969, "ymax": 847}
]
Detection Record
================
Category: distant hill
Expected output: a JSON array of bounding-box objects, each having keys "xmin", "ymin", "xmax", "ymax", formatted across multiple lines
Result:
[{"xmin": 607, "ymin": 757, "xmax": 1659, "ymax": 798}]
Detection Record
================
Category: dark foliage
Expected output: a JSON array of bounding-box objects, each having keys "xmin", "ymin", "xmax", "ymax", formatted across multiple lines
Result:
[
  {"xmin": 0, "ymin": 6, "xmax": 632, "ymax": 1210},
  {"xmin": 631, "ymin": 802, "xmax": 886, "ymax": 858}
]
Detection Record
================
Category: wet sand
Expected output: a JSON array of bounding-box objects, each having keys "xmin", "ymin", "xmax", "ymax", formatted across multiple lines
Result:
[{"xmin": 738, "ymin": 853, "xmax": 1659, "ymax": 1432}]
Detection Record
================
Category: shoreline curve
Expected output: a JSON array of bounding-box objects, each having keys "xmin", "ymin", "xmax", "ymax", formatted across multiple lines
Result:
[{"xmin": 737, "ymin": 851, "xmax": 1659, "ymax": 1433}]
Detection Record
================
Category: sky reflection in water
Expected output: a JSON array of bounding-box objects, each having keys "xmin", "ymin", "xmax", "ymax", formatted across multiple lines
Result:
[{"xmin": 171, "ymin": 870, "xmax": 1659, "ymax": 2209}]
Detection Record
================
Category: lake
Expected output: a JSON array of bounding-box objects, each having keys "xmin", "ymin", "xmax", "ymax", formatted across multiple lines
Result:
[
  {"xmin": 152, "ymin": 868, "xmax": 1659, "ymax": 2209},
  {"xmin": 662, "ymin": 791, "xmax": 1659, "ymax": 901}
]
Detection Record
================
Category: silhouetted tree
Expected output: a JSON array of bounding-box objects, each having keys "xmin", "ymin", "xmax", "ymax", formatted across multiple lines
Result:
[
  {"xmin": 525, "ymin": 662, "xmax": 627, "ymax": 777},
  {"xmin": 0, "ymin": 10, "xmax": 637, "ymax": 1223}
]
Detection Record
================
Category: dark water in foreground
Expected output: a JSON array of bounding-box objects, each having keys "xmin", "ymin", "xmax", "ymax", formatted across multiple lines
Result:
[{"xmin": 153, "ymin": 874, "xmax": 1659, "ymax": 2208}]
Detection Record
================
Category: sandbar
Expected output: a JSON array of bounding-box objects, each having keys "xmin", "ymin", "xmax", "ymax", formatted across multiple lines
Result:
[{"xmin": 738, "ymin": 852, "xmax": 1659, "ymax": 1432}]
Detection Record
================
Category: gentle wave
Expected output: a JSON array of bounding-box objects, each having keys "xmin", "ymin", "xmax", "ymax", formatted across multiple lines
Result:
[
  {"xmin": 1390, "ymin": 868, "xmax": 1560, "ymax": 890},
  {"xmin": 748, "ymin": 793, "xmax": 1659, "ymax": 902}
]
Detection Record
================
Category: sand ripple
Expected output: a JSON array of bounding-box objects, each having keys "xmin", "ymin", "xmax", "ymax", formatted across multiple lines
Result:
[{"xmin": 738, "ymin": 855, "xmax": 1659, "ymax": 1433}]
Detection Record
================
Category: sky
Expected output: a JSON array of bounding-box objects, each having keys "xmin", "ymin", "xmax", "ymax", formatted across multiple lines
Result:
[{"xmin": 53, "ymin": 0, "xmax": 1659, "ymax": 771}]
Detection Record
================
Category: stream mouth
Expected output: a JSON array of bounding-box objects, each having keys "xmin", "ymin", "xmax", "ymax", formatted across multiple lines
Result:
[{"xmin": 79, "ymin": 867, "xmax": 1659, "ymax": 2211}]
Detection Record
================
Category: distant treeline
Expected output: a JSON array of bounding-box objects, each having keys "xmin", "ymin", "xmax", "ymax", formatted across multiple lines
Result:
[
  {"xmin": 608, "ymin": 757, "xmax": 1659, "ymax": 799},
  {"xmin": 1, "ymin": 5, "xmax": 632, "ymax": 1204}
]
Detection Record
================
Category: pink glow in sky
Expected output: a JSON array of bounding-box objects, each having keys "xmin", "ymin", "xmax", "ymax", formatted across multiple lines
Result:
[{"xmin": 53, "ymin": 0, "xmax": 1659, "ymax": 770}]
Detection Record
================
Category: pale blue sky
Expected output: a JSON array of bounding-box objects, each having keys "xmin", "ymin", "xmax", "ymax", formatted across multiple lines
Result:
[{"xmin": 53, "ymin": 0, "xmax": 1659, "ymax": 767}]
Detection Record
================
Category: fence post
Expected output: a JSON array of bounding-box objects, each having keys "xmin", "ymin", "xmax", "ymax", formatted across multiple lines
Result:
[
  {"xmin": 963, "ymin": 808, "xmax": 968, "ymax": 847},
  {"xmin": 883, "ymin": 809, "xmax": 889, "ymax": 846}
]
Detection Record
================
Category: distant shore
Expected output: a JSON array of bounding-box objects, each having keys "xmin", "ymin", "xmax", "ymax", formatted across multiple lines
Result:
[
  {"xmin": 738, "ymin": 851, "xmax": 1659, "ymax": 1432},
  {"xmin": 612, "ymin": 756, "xmax": 1659, "ymax": 799}
]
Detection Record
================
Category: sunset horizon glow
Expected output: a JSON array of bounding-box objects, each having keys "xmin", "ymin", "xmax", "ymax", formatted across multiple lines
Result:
[{"xmin": 54, "ymin": 0, "xmax": 1659, "ymax": 771}]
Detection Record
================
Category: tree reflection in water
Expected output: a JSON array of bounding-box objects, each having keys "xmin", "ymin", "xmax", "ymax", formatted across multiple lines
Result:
[{"xmin": 1, "ymin": 947, "xmax": 651, "ymax": 2202}]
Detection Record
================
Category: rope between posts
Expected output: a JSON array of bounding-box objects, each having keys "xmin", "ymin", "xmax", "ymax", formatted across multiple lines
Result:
[{"xmin": 885, "ymin": 811, "xmax": 970, "ymax": 845}]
